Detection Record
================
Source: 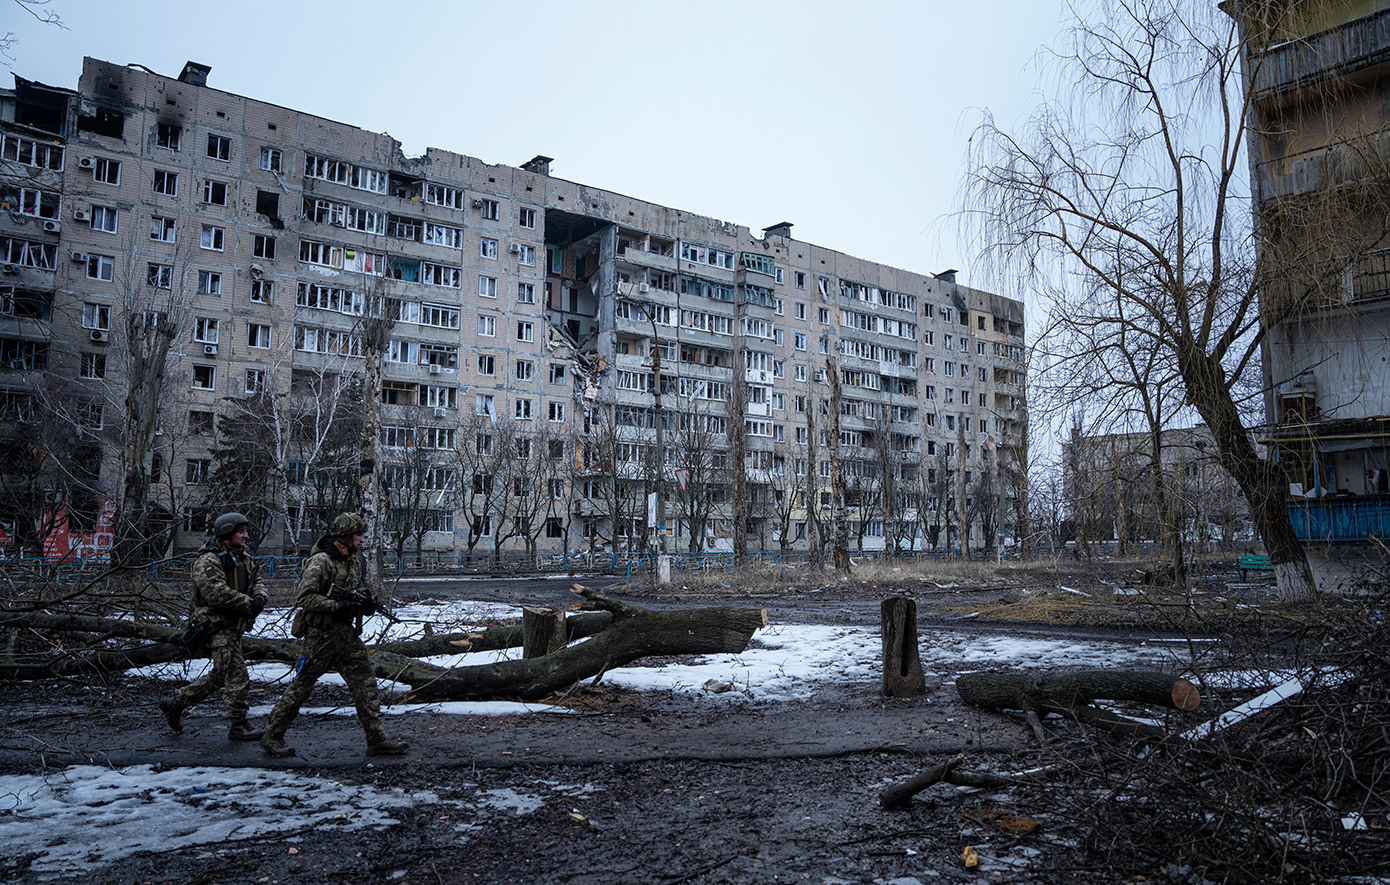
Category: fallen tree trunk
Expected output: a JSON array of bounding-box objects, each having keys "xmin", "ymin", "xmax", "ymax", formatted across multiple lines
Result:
[
  {"xmin": 370, "ymin": 611, "xmax": 613, "ymax": 656},
  {"xmin": 956, "ymin": 670, "xmax": 1200, "ymax": 742},
  {"xmin": 957, "ymin": 670, "xmax": 1200, "ymax": 712},
  {"xmin": 2, "ymin": 591, "xmax": 767, "ymax": 703},
  {"xmin": 403, "ymin": 588, "xmax": 767, "ymax": 701}
]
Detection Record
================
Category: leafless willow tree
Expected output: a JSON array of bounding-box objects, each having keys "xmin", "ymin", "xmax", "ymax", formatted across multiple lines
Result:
[{"xmin": 963, "ymin": 0, "xmax": 1332, "ymax": 601}]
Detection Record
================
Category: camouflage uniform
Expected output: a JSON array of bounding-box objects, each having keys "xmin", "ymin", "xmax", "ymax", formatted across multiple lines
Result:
[
  {"xmin": 261, "ymin": 515, "xmax": 407, "ymax": 758},
  {"xmin": 161, "ymin": 539, "xmax": 267, "ymax": 737}
]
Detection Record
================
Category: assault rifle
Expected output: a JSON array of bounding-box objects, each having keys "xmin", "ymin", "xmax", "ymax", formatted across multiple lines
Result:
[{"xmin": 325, "ymin": 583, "xmax": 400, "ymax": 631}]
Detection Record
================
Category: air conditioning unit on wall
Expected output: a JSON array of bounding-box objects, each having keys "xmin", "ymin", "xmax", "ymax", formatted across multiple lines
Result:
[
  {"xmin": 43, "ymin": 220, "xmax": 61, "ymax": 234},
  {"xmin": 428, "ymin": 364, "xmax": 442, "ymax": 374},
  {"xmin": 77, "ymin": 157, "xmax": 95, "ymax": 170},
  {"xmin": 72, "ymin": 209, "xmax": 90, "ymax": 222},
  {"xmin": 204, "ymin": 344, "xmax": 217, "ymax": 355},
  {"xmin": 90, "ymin": 329, "xmax": 108, "ymax": 343}
]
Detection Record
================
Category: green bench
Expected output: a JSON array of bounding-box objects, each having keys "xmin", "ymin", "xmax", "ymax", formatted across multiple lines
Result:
[{"xmin": 1239, "ymin": 554, "xmax": 1273, "ymax": 581}]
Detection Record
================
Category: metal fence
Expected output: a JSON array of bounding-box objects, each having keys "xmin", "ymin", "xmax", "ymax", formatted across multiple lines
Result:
[{"xmin": 0, "ymin": 540, "xmax": 1258, "ymax": 584}]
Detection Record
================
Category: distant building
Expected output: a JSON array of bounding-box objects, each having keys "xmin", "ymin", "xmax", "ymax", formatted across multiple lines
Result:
[
  {"xmin": 0, "ymin": 58, "xmax": 1025, "ymax": 559},
  {"xmin": 1235, "ymin": 1, "xmax": 1390, "ymax": 590},
  {"xmin": 1062, "ymin": 425, "xmax": 1254, "ymax": 550}
]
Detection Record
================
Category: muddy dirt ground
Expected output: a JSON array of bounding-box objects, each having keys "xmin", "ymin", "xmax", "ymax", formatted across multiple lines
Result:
[{"xmin": 0, "ymin": 558, "xmax": 1285, "ymax": 884}]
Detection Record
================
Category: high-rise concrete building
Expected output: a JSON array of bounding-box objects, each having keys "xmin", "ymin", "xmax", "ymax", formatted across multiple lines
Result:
[
  {"xmin": 1235, "ymin": 1, "xmax": 1390, "ymax": 590},
  {"xmin": 1, "ymin": 57, "xmax": 1025, "ymax": 559}
]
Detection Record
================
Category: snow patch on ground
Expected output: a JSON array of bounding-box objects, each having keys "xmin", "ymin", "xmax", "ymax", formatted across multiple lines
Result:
[{"xmin": 0, "ymin": 764, "xmax": 450, "ymax": 877}]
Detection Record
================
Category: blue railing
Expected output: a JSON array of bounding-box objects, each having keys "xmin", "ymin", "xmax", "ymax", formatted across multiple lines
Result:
[{"xmin": 1288, "ymin": 496, "xmax": 1390, "ymax": 544}]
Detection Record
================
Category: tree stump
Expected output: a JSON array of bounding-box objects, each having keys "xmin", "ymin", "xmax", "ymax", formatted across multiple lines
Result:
[
  {"xmin": 522, "ymin": 606, "xmax": 567, "ymax": 658},
  {"xmin": 881, "ymin": 596, "xmax": 927, "ymax": 697}
]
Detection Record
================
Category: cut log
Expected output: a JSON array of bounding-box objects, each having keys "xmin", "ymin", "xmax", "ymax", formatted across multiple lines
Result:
[
  {"xmin": 881, "ymin": 597, "xmax": 927, "ymax": 698},
  {"xmin": 956, "ymin": 670, "xmax": 1200, "ymax": 712},
  {"xmin": 956, "ymin": 669, "xmax": 1200, "ymax": 742},
  {"xmin": 522, "ymin": 606, "xmax": 567, "ymax": 659}
]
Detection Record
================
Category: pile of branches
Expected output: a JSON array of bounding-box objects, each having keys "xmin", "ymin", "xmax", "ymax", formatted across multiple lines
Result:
[
  {"xmin": 1067, "ymin": 598, "xmax": 1390, "ymax": 884},
  {"xmin": 935, "ymin": 592, "xmax": 1390, "ymax": 884}
]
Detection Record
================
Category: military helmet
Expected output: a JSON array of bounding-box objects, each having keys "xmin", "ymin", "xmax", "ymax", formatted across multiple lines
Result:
[
  {"xmin": 212, "ymin": 511, "xmax": 250, "ymax": 539},
  {"xmin": 331, "ymin": 512, "xmax": 368, "ymax": 536}
]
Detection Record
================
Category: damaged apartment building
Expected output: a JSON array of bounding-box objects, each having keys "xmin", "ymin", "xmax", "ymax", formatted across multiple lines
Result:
[
  {"xmin": 0, "ymin": 57, "xmax": 1026, "ymax": 558},
  {"xmin": 1235, "ymin": 1, "xmax": 1390, "ymax": 591}
]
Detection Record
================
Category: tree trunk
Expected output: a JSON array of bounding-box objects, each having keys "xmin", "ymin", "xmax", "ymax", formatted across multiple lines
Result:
[
  {"xmin": 521, "ymin": 606, "xmax": 567, "ymax": 658},
  {"xmin": 826, "ymin": 357, "xmax": 850, "ymax": 572},
  {"xmin": 1179, "ymin": 350, "xmax": 1314, "ymax": 602},
  {"xmin": 956, "ymin": 669, "xmax": 1200, "ymax": 712},
  {"xmin": 404, "ymin": 592, "xmax": 767, "ymax": 701},
  {"xmin": 880, "ymin": 597, "xmax": 926, "ymax": 698}
]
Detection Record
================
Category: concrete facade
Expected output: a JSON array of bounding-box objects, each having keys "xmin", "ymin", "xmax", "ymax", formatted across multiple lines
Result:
[
  {"xmin": 1, "ymin": 57, "xmax": 1025, "ymax": 558},
  {"xmin": 1237, "ymin": 0, "xmax": 1390, "ymax": 589}
]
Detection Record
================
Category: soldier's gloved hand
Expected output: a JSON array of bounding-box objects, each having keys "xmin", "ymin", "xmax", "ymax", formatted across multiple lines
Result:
[
  {"xmin": 359, "ymin": 596, "xmax": 378, "ymax": 617},
  {"xmin": 249, "ymin": 597, "xmax": 266, "ymax": 615},
  {"xmin": 334, "ymin": 600, "xmax": 358, "ymax": 623}
]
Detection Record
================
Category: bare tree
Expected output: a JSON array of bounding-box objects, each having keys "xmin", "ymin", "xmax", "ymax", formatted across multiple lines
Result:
[{"xmin": 963, "ymin": 0, "xmax": 1324, "ymax": 600}]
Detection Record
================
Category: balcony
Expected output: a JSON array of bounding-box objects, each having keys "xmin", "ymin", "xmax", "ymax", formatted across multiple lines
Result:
[
  {"xmin": 1287, "ymin": 495, "xmax": 1390, "ymax": 544},
  {"xmin": 1252, "ymin": 8, "xmax": 1390, "ymax": 99}
]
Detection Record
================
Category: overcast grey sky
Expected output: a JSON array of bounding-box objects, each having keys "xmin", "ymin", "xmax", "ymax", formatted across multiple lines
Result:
[{"xmin": 6, "ymin": 0, "xmax": 1068, "ymax": 290}]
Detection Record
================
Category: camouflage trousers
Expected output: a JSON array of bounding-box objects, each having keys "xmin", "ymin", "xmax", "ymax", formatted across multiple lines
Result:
[
  {"xmin": 173, "ymin": 630, "xmax": 251, "ymax": 720},
  {"xmin": 264, "ymin": 622, "xmax": 384, "ymax": 739}
]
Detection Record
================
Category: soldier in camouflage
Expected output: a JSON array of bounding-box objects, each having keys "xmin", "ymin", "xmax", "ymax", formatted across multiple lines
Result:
[
  {"xmin": 159, "ymin": 511, "xmax": 269, "ymax": 741},
  {"xmin": 259, "ymin": 513, "xmax": 408, "ymax": 758}
]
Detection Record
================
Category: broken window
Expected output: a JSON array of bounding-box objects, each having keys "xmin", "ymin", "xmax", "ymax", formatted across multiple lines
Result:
[
  {"xmin": 517, "ymin": 282, "xmax": 535, "ymax": 304},
  {"xmin": 78, "ymin": 108, "xmax": 125, "ymax": 139},
  {"xmin": 253, "ymin": 234, "xmax": 276, "ymax": 259},
  {"xmin": 150, "ymin": 216, "xmax": 176, "ymax": 242},
  {"xmin": 191, "ymin": 364, "xmax": 216, "ymax": 391},
  {"xmin": 251, "ymin": 280, "xmax": 273, "ymax": 303},
  {"xmin": 92, "ymin": 157, "xmax": 121, "ymax": 185},
  {"xmin": 481, "ymin": 238, "xmax": 498, "ymax": 259},
  {"xmin": 147, "ymin": 264, "xmax": 173, "ymax": 288},
  {"xmin": 257, "ymin": 190, "xmax": 280, "ymax": 219},
  {"xmin": 86, "ymin": 254, "xmax": 114, "ymax": 281},
  {"xmin": 259, "ymin": 147, "xmax": 282, "ymax": 172},
  {"xmin": 5, "ymin": 186, "xmax": 60, "ymax": 219},
  {"xmin": 519, "ymin": 207, "xmax": 536, "ymax": 228},
  {"xmin": 478, "ymin": 199, "xmax": 499, "ymax": 220},
  {"xmin": 153, "ymin": 170, "xmax": 178, "ymax": 195},
  {"xmin": 200, "ymin": 224, "xmax": 225, "ymax": 251},
  {"xmin": 424, "ymin": 223, "xmax": 463, "ymax": 248},
  {"xmin": 156, "ymin": 122, "xmax": 182, "ymax": 150},
  {"xmin": 89, "ymin": 205, "xmax": 118, "ymax": 233},
  {"xmin": 202, "ymin": 179, "xmax": 227, "ymax": 205},
  {"xmin": 425, "ymin": 184, "xmax": 463, "ymax": 209},
  {"xmin": 196, "ymin": 270, "xmax": 221, "ymax": 295},
  {"xmin": 2, "ymin": 134, "xmax": 63, "ymax": 170},
  {"xmin": 206, "ymin": 134, "xmax": 232, "ymax": 161}
]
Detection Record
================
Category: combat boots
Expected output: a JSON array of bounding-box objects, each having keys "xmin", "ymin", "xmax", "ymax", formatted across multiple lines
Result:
[
  {"xmin": 260, "ymin": 733, "xmax": 296, "ymax": 757},
  {"xmin": 365, "ymin": 729, "xmax": 408, "ymax": 757},
  {"xmin": 228, "ymin": 720, "xmax": 264, "ymax": 741},
  {"xmin": 158, "ymin": 697, "xmax": 184, "ymax": 733}
]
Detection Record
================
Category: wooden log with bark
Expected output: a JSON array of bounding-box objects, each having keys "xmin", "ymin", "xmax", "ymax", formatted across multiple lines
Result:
[
  {"xmin": 956, "ymin": 669, "xmax": 1200, "ymax": 743},
  {"xmin": 522, "ymin": 606, "xmax": 567, "ymax": 658},
  {"xmin": 1, "ymin": 588, "xmax": 767, "ymax": 703},
  {"xmin": 881, "ymin": 596, "xmax": 927, "ymax": 698},
  {"xmin": 401, "ymin": 587, "xmax": 767, "ymax": 701}
]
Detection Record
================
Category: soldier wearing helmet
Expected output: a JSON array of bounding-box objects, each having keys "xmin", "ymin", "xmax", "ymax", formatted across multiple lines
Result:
[
  {"xmin": 259, "ymin": 512, "xmax": 407, "ymax": 758},
  {"xmin": 158, "ymin": 511, "xmax": 269, "ymax": 741}
]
